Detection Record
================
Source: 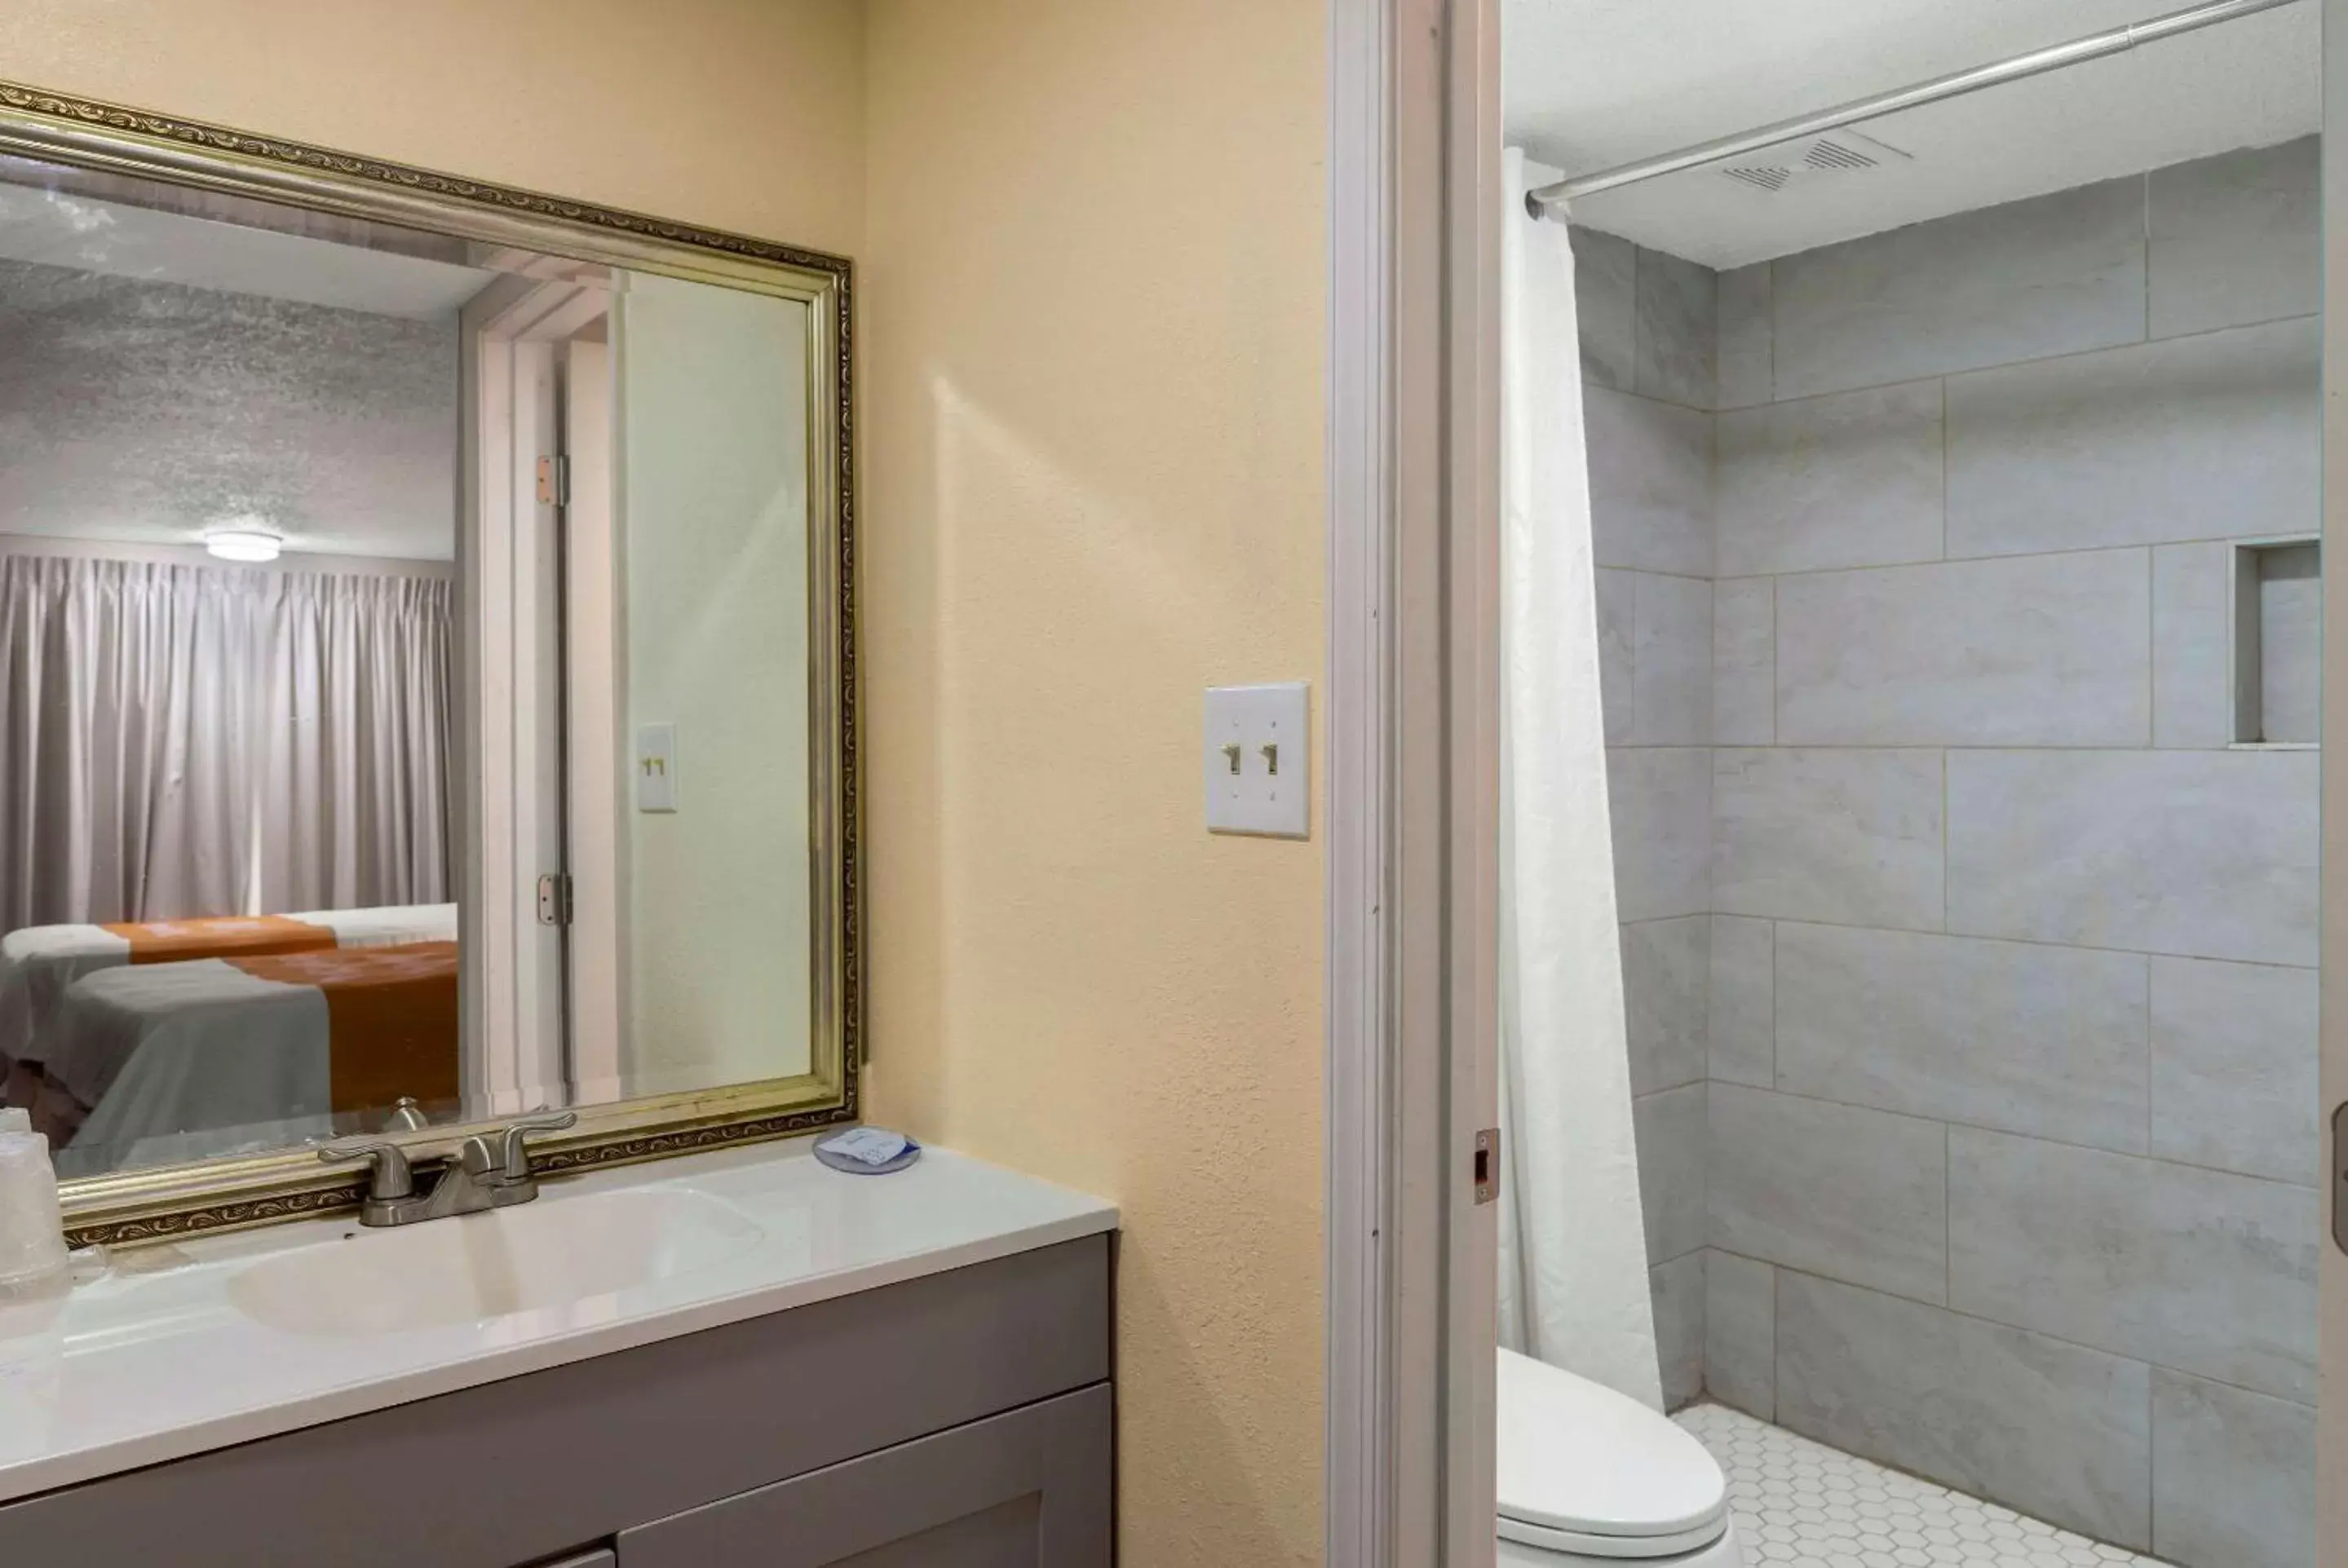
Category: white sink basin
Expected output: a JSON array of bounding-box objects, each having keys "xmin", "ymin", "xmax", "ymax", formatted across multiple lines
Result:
[{"xmin": 227, "ymin": 1187, "xmax": 763, "ymax": 1336}]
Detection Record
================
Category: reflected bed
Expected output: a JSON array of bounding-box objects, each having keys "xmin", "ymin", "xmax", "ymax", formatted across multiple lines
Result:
[{"xmin": 0, "ymin": 905, "xmax": 458, "ymax": 1172}]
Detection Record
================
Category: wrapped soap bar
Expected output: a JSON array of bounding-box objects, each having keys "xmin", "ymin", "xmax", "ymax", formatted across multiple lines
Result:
[
  {"xmin": 0, "ymin": 1110, "xmax": 67, "ymax": 1299},
  {"xmin": 813, "ymin": 1126, "xmax": 922, "ymax": 1175}
]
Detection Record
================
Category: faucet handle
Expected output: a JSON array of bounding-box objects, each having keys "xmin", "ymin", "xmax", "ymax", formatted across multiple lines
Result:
[
  {"xmin": 316, "ymin": 1139, "xmax": 417, "ymax": 1202},
  {"xmin": 453, "ymin": 1134, "xmax": 498, "ymax": 1177},
  {"xmin": 493, "ymin": 1109, "xmax": 578, "ymax": 1182}
]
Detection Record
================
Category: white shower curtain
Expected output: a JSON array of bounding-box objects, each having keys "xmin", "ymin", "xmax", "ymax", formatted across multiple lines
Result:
[{"xmin": 1496, "ymin": 148, "xmax": 1664, "ymax": 1410}]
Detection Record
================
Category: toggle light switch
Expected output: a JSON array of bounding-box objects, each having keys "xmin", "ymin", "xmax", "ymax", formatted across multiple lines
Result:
[
  {"xmin": 635, "ymin": 722, "xmax": 678, "ymax": 813},
  {"xmin": 1204, "ymin": 682, "xmax": 1308, "ymax": 838}
]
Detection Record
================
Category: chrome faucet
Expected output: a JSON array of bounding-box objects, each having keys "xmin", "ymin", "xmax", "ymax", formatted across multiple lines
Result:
[{"xmin": 316, "ymin": 1110, "xmax": 578, "ymax": 1227}]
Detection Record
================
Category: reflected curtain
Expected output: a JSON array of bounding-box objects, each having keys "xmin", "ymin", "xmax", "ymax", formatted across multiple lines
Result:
[
  {"xmin": 250, "ymin": 573, "xmax": 454, "ymax": 913},
  {"xmin": 0, "ymin": 556, "xmax": 451, "ymax": 927},
  {"xmin": 1496, "ymin": 148, "xmax": 1665, "ymax": 1409}
]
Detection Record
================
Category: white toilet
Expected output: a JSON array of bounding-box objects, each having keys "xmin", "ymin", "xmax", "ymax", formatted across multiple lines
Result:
[{"xmin": 1497, "ymin": 1349, "xmax": 1743, "ymax": 1566}]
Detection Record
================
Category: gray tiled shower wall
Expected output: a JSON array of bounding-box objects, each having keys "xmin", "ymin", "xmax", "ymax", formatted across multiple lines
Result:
[{"xmin": 1578, "ymin": 136, "xmax": 2320, "ymax": 1568}]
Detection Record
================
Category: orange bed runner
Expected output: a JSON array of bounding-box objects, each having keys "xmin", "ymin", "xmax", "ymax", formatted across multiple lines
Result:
[
  {"xmin": 230, "ymin": 942, "xmax": 460, "ymax": 1114},
  {"xmin": 100, "ymin": 914, "xmax": 337, "ymax": 965}
]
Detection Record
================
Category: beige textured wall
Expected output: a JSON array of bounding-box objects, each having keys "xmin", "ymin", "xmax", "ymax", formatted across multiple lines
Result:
[
  {"xmin": 0, "ymin": 0, "xmax": 866, "ymax": 258},
  {"xmin": 860, "ymin": 2, "xmax": 1327, "ymax": 1562},
  {"xmin": 10, "ymin": 2, "xmax": 1329, "ymax": 1556}
]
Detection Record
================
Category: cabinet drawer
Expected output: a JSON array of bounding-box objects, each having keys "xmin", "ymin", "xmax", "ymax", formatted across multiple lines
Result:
[{"xmin": 618, "ymin": 1384, "xmax": 1112, "ymax": 1568}]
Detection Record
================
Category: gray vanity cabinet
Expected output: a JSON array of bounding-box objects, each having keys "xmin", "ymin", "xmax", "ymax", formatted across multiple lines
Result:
[
  {"xmin": 0, "ymin": 1236, "xmax": 1112, "ymax": 1568},
  {"xmin": 617, "ymin": 1384, "xmax": 1112, "ymax": 1566}
]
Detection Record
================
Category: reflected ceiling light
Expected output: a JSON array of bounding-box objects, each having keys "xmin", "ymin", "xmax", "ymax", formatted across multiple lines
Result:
[{"xmin": 203, "ymin": 525, "xmax": 283, "ymax": 563}]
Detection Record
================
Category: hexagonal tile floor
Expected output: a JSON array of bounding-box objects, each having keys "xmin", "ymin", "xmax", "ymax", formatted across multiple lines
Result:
[{"xmin": 1674, "ymin": 1402, "xmax": 2173, "ymax": 1568}]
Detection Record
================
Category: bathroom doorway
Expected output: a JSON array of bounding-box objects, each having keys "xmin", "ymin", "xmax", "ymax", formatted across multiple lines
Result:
[{"xmin": 1492, "ymin": 2, "xmax": 2329, "ymax": 1565}]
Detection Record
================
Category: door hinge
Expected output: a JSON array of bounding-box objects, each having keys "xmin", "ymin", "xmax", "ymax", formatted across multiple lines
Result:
[
  {"xmin": 535, "ymin": 453, "xmax": 570, "ymax": 506},
  {"xmin": 535, "ymin": 872, "xmax": 573, "ymax": 927},
  {"xmin": 1473, "ymin": 1127, "xmax": 1501, "ymax": 1206}
]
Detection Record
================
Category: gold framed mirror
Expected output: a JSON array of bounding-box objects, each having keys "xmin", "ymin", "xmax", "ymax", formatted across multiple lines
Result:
[{"xmin": 0, "ymin": 81, "xmax": 859, "ymax": 1248}]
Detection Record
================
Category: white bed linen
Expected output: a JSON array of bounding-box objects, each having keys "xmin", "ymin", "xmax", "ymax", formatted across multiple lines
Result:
[
  {"xmin": 0, "ymin": 903, "xmax": 454, "ymax": 1080},
  {"xmin": 286, "ymin": 905, "xmax": 460, "ymax": 948},
  {"xmin": 47, "ymin": 961, "xmax": 333, "ymax": 1178},
  {"xmin": 0, "ymin": 925, "xmax": 130, "ymax": 1093}
]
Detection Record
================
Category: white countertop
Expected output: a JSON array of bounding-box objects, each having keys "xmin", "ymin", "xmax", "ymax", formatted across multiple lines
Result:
[{"xmin": 0, "ymin": 1139, "xmax": 1117, "ymax": 1504}]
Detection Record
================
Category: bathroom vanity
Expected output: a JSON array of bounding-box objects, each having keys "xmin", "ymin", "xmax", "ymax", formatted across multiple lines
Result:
[
  {"xmin": 0, "ymin": 79, "xmax": 1126, "ymax": 1568},
  {"xmin": 0, "ymin": 1142, "xmax": 1117, "ymax": 1566}
]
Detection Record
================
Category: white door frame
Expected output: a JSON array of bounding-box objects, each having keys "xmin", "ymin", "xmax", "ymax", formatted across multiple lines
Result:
[
  {"xmin": 459, "ymin": 273, "xmax": 616, "ymax": 1115},
  {"xmin": 556, "ymin": 331, "xmax": 626, "ymax": 1105},
  {"xmin": 1325, "ymin": 0, "xmax": 1502, "ymax": 1563},
  {"xmin": 2316, "ymin": 0, "xmax": 2345, "ymax": 1554}
]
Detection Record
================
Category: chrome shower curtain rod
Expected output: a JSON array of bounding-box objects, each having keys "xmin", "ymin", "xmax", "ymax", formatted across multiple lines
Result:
[{"xmin": 1526, "ymin": 0, "xmax": 2306, "ymax": 216}]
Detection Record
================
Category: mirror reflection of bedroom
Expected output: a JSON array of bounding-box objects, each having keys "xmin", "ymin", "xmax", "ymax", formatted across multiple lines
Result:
[
  {"xmin": 0, "ymin": 156, "xmax": 820, "ymax": 1179},
  {"xmin": 0, "ymin": 163, "xmax": 471, "ymax": 1178}
]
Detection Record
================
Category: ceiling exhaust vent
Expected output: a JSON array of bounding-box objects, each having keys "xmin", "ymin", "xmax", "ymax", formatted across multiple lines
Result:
[
  {"xmin": 1720, "ymin": 162, "xmax": 1793, "ymax": 193},
  {"xmin": 1718, "ymin": 130, "xmax": 1909, "ymax": 195}
]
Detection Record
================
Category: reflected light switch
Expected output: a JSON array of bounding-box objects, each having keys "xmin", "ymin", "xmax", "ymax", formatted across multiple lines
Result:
[
  {"xmin": 636, "ymin": 722, "xmax": 678, "ymax": 813},
  {"xmin": 1204, "ymin": 682, "xmax": 1308, "ymax": 838}
]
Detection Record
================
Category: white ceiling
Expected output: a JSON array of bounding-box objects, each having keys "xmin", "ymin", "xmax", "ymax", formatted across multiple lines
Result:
[
  {"xmin": 0, "ymin": 182, "xmax": 489, "ymax": 560},
  {"xmin": 1503, "ymin": 0, "xmax": 2320, "ymax": 267},
  {"xmin": 0, "ymin": 255, "xmax": 463, "ymax": 563},
  {"xmin": 0, "ymin": 183, "xmax": 496, "ymax": 319}
]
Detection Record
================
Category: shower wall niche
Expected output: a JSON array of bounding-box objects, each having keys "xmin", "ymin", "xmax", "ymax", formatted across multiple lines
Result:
[
  {"xmin": 1583, "ymin": 135, "xmax": 2320, "ymax": 1568},
  {"xmin": 2236, "ymin": 538, "xmax": 2323, "ymax": 744}
]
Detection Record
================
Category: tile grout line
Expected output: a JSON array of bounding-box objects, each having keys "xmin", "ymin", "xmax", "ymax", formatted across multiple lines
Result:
[
  {"xmin": 1939, "ymin": 375, "xmax": 1949, "ymax": 563},
  {"xmin": 1713, "ymin": 1077, "xmax": 2320, "ymax": 1195},
  {"xmin": 1702, "ymin": 1248, "xmax": 2314, "ymax": 1417},
  {"xmin": 2147, "ymin": 1367, "xmax": 2159, "ymax": 1560},
  {"xmin": 1631, "ymin": 243, "xmax": 1646, "ymax": 404},
  {"xmin": 2146, "ymin": 544, "xmax": 2160, "ymax": 747},
  {"xmin": 1627, "ymin": 566, "xmax": 1640, "ymax": 744},
  {"xmin": 1602, "ymin": 563, "xmax": 1713, "ymax": 587},
  {"xmin": 1940, "ymin": 747, "xmax": 1949, "ymax": 934},
  {"xmin": 1695, "ymin": 261, "xmax": 1721, "ymax": 1412},
  {"xmin": 1592, "ymin": 382, "xmax": 1715, "ymax": 420},
  {"xmin": 1725, "ymin": 529, "xmax": 2330, "ymax": 582},
  {"xmin": 1703, "ymin": 903, "xmax": 2316, "ymax": 972},
  {"xmin": 1747, "ymin": 308, "xmax": 2312, "ymax": 410},
  {"xmin": 1942, "ymin": 1120, "xmax": 1952, "ymax": 1306},
  {"xmin": 2145, "ymin": 961, "xmax": 2156, "ymax": 1159}
]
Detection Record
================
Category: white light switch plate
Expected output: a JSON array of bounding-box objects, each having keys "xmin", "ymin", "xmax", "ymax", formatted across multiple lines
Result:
[
  {"xmin": 1204, "ymin": 682, "xmax": 1309, "ymax": 838},
  {"xmin": 635, "ymin": 722, "xmax": 678, "ymax": 812}
]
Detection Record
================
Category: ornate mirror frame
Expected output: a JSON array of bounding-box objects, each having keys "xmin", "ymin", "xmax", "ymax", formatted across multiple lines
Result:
[{"xmin": 0, "ymin": 81, "xmax": 861, "ymax": 1248}]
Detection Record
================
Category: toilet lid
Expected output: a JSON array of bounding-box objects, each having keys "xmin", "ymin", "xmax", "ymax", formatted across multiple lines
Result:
[{"xmin": 1497, "ymin": 1349, "xmax": 1729, "ymax": 1553}]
